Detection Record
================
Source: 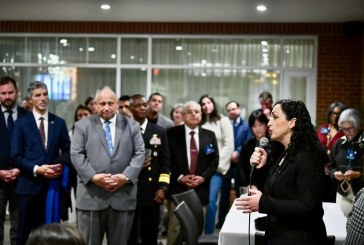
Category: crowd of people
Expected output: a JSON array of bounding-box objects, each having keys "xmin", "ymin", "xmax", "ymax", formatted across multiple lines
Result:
[{"xmin": 1, "ymin": 75, "xmax": 363, "ymax": 245}]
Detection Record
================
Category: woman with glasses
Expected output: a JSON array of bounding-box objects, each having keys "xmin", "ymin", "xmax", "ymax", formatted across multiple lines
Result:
[
  {"xmin": 329, "ymin": 108, "xmax": 364, "ymax": 216},
  {"xmin": 317, "ymin": 101, "xmax": 346, "ymax": 202}
]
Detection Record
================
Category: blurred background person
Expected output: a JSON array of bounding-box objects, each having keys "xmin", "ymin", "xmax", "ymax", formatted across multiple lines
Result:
[
  {"xmin": 84, "ymin": 96, "xmax": 97, "ymax": 114},
  {"xmin": 26, "ymin": 223, "xmax": 86, "ymax": 245},
  {"xmin": 329, "ymin": 108, "xmax": 364, "ymax": 217},
  {"xmin": 317, "ymin": 101, "xmax": 346, "ymax": 202},
  {"xmin": 217, "ymin": 100, "xmax": 252, "ymax": 229},
  {"xmin": 198, "ymin": 94, "xmax": 234, "ymax": 235},
  {"xmin": 169, "ymin": 103, "xmax": 184, "ymax": 126},
  {"xmin": 147, "ymin": 92, "xmax": 173, "ymax": 129},
  {"xmin": 20, "ymin": 96, "xmax": 33, "ymax": 111},
  {"xmin": 236, "ymin": 99, "xmax": 328, "ymax": 244},
  {"xmin": 238, "ymin": 110, "xmax": 270, "ymax": 191},
  {"xmin": 118, "ymin": 95, "xmax": 132, "ymax": 118},
  {"xmin": 69, "ymin": 104, "xmax": 92, "ymax": 136},
  {"xmin": 252, "ymin": 91, "xmax": 273, "ymax": 120}
]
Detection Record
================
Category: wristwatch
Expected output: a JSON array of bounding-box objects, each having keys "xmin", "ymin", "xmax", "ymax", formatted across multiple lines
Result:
[{"xmin": 126, "ymin": 177, "xmax": 130, "ymax": 183}]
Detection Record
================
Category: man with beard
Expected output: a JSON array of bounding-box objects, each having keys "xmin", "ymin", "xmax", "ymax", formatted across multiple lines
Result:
[{"xmin": 0, "ymin": 76, "xmax": 29, "ymax": 245}]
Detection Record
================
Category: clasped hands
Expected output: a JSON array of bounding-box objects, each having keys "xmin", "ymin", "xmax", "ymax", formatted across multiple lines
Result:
[
  {"xmin": 334, "ymin": 170, "xmax": 361, "ymax": 181},
  {"xmin": 0, "ymin": 168, "xmax": 20, "ymax": 182},
  {"xmin": 36, "ymin": 163, "xmax": 63, "ymax": 178},
  {"xmin": 180, "ymin": 175, "xmax": 204, "ymax": 189},
  {"xmin": 91, "ymin": 173, "xmax": 129, "ymax": 192}
]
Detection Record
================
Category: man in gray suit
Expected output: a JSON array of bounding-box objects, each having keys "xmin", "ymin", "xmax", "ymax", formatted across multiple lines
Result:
[{"xmin": 71, "ymin": 86, "xmax": 145, "ymax": 245}]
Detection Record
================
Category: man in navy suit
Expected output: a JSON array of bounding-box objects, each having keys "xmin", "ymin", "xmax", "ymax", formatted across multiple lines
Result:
[
  {"xmin": 11, "ymin": 81, "xmax": 70, "ymax": 245},
  {"xmin": 166, "ymin": 101, "xmax": 219, "ymax": 245},
  {"xmin": 0, "ymin": 76, "xmax": 29, "ymax": 245},
  {"xmin": 128, "ymin": 94, "xmax": 170, "ymax": 245}
]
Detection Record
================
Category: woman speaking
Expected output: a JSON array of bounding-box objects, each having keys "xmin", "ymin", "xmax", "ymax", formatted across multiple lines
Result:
[{"xmin": 235, "ymin": 99, "xmax": 327, "ymax": 244}]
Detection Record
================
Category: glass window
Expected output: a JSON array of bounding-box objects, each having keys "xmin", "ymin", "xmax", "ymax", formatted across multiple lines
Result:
[
  {"xmin": 121, "ymin": 38, "xmax": 148, "ymax": 64},
  {"xmin": 152, "ymin": 38, "xmax": 281, "ymax": 67},
  {"xmin": 120, "ymin": 69, "xmax": 147, "ymax": 96},
  {"xmin": 283, "ymin": 39, "xmax": 314, "ymax": 68},
  {"xmin": 152, "ymin": 68, "xmax": 280, "ymax": 117},
  {"xmin": 0, "ymin": 66, "xmax": 115, "ymax": 129},
  {"xmin": 57, "ymin": 37, "xmax": 87, "ymax": 63},
  {"xmin": 0, "ymin": 37, "xmax": 26, "ymax": 63},
  {"xmin": 88, "ymin": 38, "xmax": 117, "ymax": 63},
  {"xmin": 27, "ymin": 37, "xmax": 57, "ymax": 64}
]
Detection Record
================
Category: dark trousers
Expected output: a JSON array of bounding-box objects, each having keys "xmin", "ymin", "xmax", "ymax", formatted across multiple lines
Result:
[
  {"xmin": 0, "ymin": 182, "xmax": 18, "ymax": 245},
  {"xmin": 16, "ymin": 192, "xmax": 46, "ymax": 245},
  {"xmin": 129, "ymin": 203, "xmax": 160, "ymax": 245},
  {"xmin": 218, "ymin": 165, "xmax": 240, "ymax": 225}
]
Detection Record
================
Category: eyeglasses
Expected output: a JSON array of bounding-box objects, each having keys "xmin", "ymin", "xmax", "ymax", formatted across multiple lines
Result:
[{"xmin": 341, "ymin": 127, "xmax": 355, "ymax": 133}]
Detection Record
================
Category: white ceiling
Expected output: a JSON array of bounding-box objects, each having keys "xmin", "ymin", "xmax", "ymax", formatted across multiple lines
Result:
[{"xmin": 0, "ymin": 0, "xmax": 363, "ymax": 23}]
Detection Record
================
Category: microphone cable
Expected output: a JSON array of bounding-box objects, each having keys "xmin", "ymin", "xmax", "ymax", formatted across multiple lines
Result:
[{"xmin": 247, "ymin": 137, "xmax": 269, "ymax": 245}]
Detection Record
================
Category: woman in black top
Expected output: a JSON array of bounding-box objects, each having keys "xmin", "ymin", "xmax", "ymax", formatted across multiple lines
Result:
[
  {"xmin": 236, "ymin": 99, "xmax": 328, "ymax": 244},
  {"xmin": 238, "ymin": 110, "xmax": 270, "ymax": 191},
  {"xmin": 329, "ymin": 108, "xmax": 364, "ymax": 217}
]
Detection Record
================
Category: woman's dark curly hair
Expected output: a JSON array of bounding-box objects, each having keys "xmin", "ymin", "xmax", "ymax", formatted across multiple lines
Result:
[
  {"xmin": 270, "ymin": 99, "xmax": 327, "ymax": 164},
  {"xmin": 198, "ymin": 94, "xmax": 221, "ymax": 124}
]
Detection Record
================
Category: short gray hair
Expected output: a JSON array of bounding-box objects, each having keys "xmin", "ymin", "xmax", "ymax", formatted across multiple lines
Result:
[
  {"xmin": 183, "ymin": 101, "xmax": 201, "ymax": 113},
  {"xmin": 338, "ymin": 108, "xmax": 361, "ymax": 129},
  {"xmin": 27, "ymin": 81, "xmax": 48, "ymax": 97},
  {"xmin": 95, "ymin": 86, "xmax": 117, "ymax": 101}
]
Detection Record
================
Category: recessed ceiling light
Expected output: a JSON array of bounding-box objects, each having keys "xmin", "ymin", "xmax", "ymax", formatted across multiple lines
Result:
[
  {"xmin": 101, "ymin": 4, "xmax": 110, "ymax": 10},
  {"xmin": 257, "ymin": 5, "xmax": 267, "ymax": 12},
  {"xmin": 176, "ymin": 46, "xmax": 183, "ymax": 51}
]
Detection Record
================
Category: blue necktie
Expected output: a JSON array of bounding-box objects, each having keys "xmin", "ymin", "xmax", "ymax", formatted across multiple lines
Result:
[
  {"xmin": 104, "ymin": 121, "xmax": 113, "ymax": 156},
  {"xmin": 6, "ymin": 110, "xmax": 14, "ymax": 141}
]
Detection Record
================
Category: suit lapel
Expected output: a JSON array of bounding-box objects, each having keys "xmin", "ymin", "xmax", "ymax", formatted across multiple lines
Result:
[
  {"xmin": 113, "ymin": 115, "xmax": 124, "ymax": 157},
  {"xmin": 91, "ymin": 115, "xmax": 110, "ymax": 156},
  {"xmin": 178, "ymin": 126, "xmax": 190, "ymax": 173},
  {"xmin": 46, "ymin": 113, "xmax": 55, "ymax": 153}
]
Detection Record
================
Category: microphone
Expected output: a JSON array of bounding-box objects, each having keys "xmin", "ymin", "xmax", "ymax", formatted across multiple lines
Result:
[
  {"xmin": 259, "ymin": 137, "xmax": 269, "ymax": 149},
  {"xmin": 249, "ymin": 137, "xmax": 269, "ymax": 189}
]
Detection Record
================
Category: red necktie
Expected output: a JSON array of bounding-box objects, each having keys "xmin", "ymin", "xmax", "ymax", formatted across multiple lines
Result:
[
  {"xmin": 189, "ymin": 131, "xmax": 198, "ymax": 175},
  {"xmin": 39, "ymin": 117, "xmax": 46, "ymax": 149}
]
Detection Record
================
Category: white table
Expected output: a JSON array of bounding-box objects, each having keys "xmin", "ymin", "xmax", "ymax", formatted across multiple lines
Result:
[{"xmin": 218, "ymin": 202, "xmax": 347, "ymax": 245}]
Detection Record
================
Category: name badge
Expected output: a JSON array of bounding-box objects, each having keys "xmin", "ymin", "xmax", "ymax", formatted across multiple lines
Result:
[
  {"xmin": 204, "ymin": 144, "xmax": 215, "ymax": 155},
  {"xmin": 346, "ymin": 149, "xmax": 357, "ymax": 160},
  {"xmin": 320, "ymin": 127, "xmax": 329, "ymax": 134}
]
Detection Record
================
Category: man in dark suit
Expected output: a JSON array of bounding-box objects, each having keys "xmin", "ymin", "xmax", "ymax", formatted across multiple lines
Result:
[
  {"xmin": 11, "ymin": 81, "xmax": 70, "ymax": 245},
  {"xmin": 71, "ymin": 87, "xmax": 145, "ymax": 245},
  {"xmin": 166, "ymin": 101, "xmax": 219, "ymax": 245},
  {"xmin": 128, "ymin": 94, "xmax": 170, "ymax": 245},
  {"xmin": 0, "ymin": 76, "xmax": 29, "ymax": 245}
]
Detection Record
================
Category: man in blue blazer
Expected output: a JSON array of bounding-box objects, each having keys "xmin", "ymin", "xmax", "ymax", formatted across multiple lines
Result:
[
  {"xmin": 11, "ymin": 81, "xmax": 70, "ymax": 245},
  {"xmin": 0, "ymin": 76, "xmax": 29, "ymax": 245}
]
